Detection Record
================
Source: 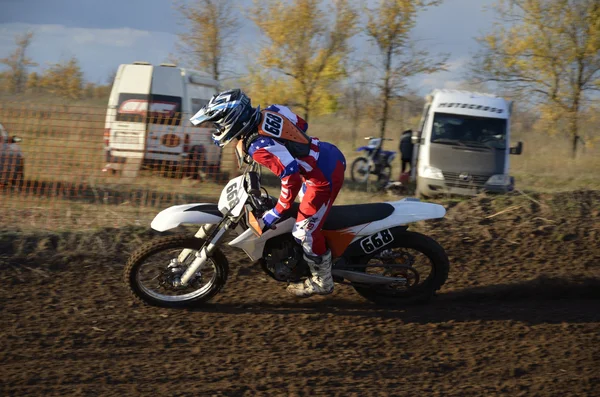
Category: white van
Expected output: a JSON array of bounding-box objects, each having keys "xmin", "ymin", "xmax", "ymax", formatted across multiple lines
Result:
[
  {"xmin": 103, "ymin": 62, "xmax": 220, "ymax": 177},
  {"xmin": 410, "ymin": 89, "xmax": 523, "ymax": 198}
]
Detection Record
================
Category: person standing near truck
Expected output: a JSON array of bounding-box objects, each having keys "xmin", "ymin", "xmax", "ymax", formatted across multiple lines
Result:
[{"xmin": 399, "ymin": 129, "xmax": 413, "ymax": 173}]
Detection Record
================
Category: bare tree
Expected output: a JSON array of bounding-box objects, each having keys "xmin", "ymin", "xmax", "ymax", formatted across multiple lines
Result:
[
  {"xmin": 364, "ymin": 0, "xmax": 448, "ymax": 140},
  {"xmin": 0, "ymin": 31, "xmax": 38, "ymax": 94},
  {"xmin": 175, "ymin": 0, "xmax": 238, "ymax": 85},
  {"xmin": 343, "ymin": 65, "xmax": 372, "ymax": 147},
  {"xmin": 106, "ymin": 68, "xmax": 117, "ymax": 86}
]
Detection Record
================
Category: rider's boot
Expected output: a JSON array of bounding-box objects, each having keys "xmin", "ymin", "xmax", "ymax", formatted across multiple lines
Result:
[{"xmin": 286, "ymin": 250, "xmax": 334, "ymax": 298}]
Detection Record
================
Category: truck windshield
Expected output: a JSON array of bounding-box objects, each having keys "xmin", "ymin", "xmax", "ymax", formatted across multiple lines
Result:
[{"xmin": 430, "ymin": 112, "xmax": 507, "ymax": 149}]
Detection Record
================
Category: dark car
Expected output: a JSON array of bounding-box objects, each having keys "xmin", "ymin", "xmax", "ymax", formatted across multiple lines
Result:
[{"xmin": 0, "ymin": 123, "xmax": 25, "ymax": 187}]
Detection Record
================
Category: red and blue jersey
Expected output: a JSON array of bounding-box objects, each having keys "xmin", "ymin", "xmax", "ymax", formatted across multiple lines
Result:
[{"xmin": 246, "ymin": 105, "xmax": 345, "ymax": 214}]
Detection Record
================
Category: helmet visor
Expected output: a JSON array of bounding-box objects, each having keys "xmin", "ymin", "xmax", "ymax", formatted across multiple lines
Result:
[{"xmin": 190, "ymin": 107, "xmax": 209, "ymax": 126}]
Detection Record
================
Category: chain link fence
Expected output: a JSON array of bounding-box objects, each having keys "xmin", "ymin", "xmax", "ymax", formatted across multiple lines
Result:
[{"xmin": 0, "ymin": 102, "xmax": 239, "ymax": 230}]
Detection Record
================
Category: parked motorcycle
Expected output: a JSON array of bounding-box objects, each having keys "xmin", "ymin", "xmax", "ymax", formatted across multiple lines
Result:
[
  {"xmin": 124, "ymin": 154, "xmax": 449, "ymax": 308},
  {"xmin": 351, "ymin": 137, "xmax": 396, "ymax": 189}
]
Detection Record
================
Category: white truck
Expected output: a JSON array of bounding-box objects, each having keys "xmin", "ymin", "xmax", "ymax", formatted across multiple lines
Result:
[
  {"xmin": 410, "ymin": 89, "xmax": 523, "ymax": 198},
  {"xmin": 103, "ymin": 62, "xmax": 220, "ymax": 178}
]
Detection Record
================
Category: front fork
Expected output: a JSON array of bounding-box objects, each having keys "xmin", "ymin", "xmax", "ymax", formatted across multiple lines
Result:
[
  {"xmin": 175, "ymin": 222, "xmax": 231, "ymax": 286},
  {"xmin": 176, "ymin": 224, "xmax": 214, "ymax": 263}
]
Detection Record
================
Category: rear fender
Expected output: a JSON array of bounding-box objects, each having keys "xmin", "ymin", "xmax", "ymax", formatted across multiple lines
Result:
[
  {"xmin": 150, "ymin": 203, "xmax": 223, "ymax": 232},
  {"xmin": 356, "ymin": 198, "xmax": 445, "ymax": 236},
  {"xmin": 335, "ymin": 199, "xmax": 445, "ymax": 257}
]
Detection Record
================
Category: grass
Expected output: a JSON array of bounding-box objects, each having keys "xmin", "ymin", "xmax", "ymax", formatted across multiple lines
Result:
[
  {"xmin": 310, "ymin": 113, "xmax": 600, "ymax": 191},
  {"xmin": 509, "ymin": 131, "xmax": 600, "ymax": 191},
  {"xmin": 0, "ymin": 194, "xmax": 159, "ymax": 230},
  {"xmin": 1, "ymin": 97, "xmax": 599, "ymax": 231}
]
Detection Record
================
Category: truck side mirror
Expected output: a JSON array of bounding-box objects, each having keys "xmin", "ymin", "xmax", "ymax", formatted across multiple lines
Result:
[
  {"xmin": 509, "ymin": 141, "xmax": 523, "ymax": 155},
  {"xmin": 411, "ymin": 131, "xmax": 422, "ymax": 145}
]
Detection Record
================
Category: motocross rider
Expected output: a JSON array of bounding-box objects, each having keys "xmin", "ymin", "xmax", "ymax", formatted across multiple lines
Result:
[{"xmin": 190, "ymin": 89, "xmax": 346, "ymax": 298}]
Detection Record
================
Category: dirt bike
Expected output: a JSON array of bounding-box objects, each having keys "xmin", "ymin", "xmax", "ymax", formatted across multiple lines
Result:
[
  {"xmin": 124, "ymin": 158, "xmax": 450, "ymax": 308},
  {"xmin": 350, "ymin": 136, "xmax": 396, "ymax": 189}
]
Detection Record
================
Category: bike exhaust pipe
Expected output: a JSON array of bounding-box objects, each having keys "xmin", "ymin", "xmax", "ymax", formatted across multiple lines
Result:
[{"xmin": 332, "ymin": 269, "xmax": 406, "ymax": 285}]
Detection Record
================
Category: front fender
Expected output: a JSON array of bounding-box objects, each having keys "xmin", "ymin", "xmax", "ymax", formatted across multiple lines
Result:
[{"xmin": 150, "ymin": 203, "xmax": 223, "ymax": 232}]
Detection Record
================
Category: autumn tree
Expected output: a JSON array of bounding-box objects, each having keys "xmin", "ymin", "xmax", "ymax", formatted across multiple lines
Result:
[
  {"xmin": 84, "ymin": 82, "xmax": 96, "ymax": 98},
  {"xmin": 0, "ymin": 31, "xmax": 37, "ymax": 94},
  {"xmin": 365, "ymin": 0, "xmax": 448, "ymax": 140},
  {"xmin": 248, "ymin": 0, "xmax": 358, "ymax": 122},
  {"xmin": 25, "ymin": 71, "xmax": 40, "ymax": 93},
  {"xmin": 176, "ymin": 0, "xmax": 238, "ymax": 84},
  {"xmin": 40, "ymin": 57, "xmax": 84, "ymax": 100},
  {"xmin": 470, "ymin": 0, "xmax": 600, "ymax": 157},
  {"xmin": 93, "ymin": 84, "xmax": 112, "ymax": 99},
  {"xmin": 0, "ymin": 72, "xmax": 10, "ymax": 93},
  {"xmin": 243, "ymin": 65, "xmax": 296, "ymax": 107}
]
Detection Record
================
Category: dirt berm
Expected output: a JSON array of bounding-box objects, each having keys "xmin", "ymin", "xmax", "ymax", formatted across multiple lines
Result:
[{"xmin": 1, "ymin": 190, "xmax": 599, "ymax": 396}]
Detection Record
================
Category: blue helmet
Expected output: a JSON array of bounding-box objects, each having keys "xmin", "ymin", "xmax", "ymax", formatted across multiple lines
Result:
[{"xmin": 190, "ymin": 89, "xmax": 260, "ymax": 147}]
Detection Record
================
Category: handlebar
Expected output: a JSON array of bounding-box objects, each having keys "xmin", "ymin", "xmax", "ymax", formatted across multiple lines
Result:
[
  {"xmin": 363, "ymin": 136, "xmax": 394, "ymax": 141},
  {"xmin": 243, "ymin": 167, "xmax": 274, "ymax": 214},
  {"xmin": 245, "ymin": 171, "xmax": 261, "ymax": 197}
]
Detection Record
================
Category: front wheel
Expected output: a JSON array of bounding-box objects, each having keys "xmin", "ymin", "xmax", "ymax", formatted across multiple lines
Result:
[
  {"xmin": 351, "ymin": 231, "xmax": 449, "ymax": 305},
  {"xmin": 123, "ymin": 235, "xmax": 229, "ymax": 308},
  {"xmin": 351, "ymin": 157, "xmax": 371, "ymax": 183}
]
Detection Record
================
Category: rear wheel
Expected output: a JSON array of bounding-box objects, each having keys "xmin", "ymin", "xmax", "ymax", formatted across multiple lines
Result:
[
  {"xmin": 376, "ymin": 165, "xmax": 392, "ymax": 189},
  {"xmin": 351, "ymin": 231, "xmax": 449, "ymax": 305}
]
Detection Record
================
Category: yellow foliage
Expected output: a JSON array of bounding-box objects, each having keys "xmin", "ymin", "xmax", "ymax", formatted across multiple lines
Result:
[
  {"xmin": 39, "ymin": 57, "xmax": 84, "ymax": 101},
  {"xmin": 247, "ymin": 0, "xmax": 358, "ymax": 121},
  {"xmin": 25, "ymin": 72, "xmax": 41, "ymax": 94},
  {"xmin": 474, "ymin": 0, "xmax": 600, "ymax": 156},
  {"xmin": 0, "ymin": 31, "xmax": 37, "ymax": 94},
  {"xmin": 242, "ymin": 65, "xmax": 295, "ymax": 108}
]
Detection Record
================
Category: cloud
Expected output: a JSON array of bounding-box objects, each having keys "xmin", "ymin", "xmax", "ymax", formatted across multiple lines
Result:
[
  {"xmin": 409, "ymin": 57, "xmax": 472, "ymax": 93},
  {"xmin": 0, "ymin": 0, "xmax": 496, "ymax": 92},
  {"xmin": 0, "ymin": 23, "xmax": 176, "ymax": 83},
  {"xmin": 1, "ymin": 23, "xmax": 152, "ymax": 49}
]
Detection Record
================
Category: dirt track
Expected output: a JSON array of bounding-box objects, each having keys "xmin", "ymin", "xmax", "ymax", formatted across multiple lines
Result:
[{"xmin": 1, "ymin": 191, "xmax": 599, "ymax": 396}]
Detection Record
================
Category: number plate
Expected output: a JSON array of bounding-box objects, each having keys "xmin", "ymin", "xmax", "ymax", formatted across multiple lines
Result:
[
  {"xmin": 218, "ymin": 175, "xmax": 248, "ymax": 216},
  {"xmin": 360, "ymin": 229, "xmax": 394, "ymax": 254},
  {"xmin": 261, "ymin": 112, "xmax": 283, "ymax": 137}
]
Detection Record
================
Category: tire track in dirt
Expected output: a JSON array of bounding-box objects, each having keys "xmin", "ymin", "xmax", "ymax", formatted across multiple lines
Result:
[{"xmin": 1, "ymin": 191, "xmax": 599, "ymax": 396}]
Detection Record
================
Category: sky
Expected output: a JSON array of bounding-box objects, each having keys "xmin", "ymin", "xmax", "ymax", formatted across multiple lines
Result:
[{"xmin": 0, "ymin": 0, "xmax": 499, "ymax": 94}]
